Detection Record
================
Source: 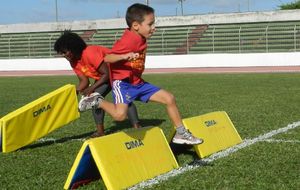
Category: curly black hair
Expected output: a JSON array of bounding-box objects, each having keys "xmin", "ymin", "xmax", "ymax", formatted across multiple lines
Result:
[{"xmin": 54, "ymin": 30, "xmax": 87, "ymax": 57}]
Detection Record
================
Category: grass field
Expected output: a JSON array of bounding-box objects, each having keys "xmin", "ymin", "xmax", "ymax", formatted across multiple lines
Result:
[{"xmin": 0, "ymin": 73, "xmax": 300, "ymax": 190}]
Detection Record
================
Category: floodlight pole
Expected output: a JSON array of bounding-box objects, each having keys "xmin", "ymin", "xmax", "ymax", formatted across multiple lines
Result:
[
  {"xmin": 55, "ymin": 0, "xmax": 58, "ymax": 22},
  {"xmin": 178, "ymin": 0, "xmax": 185, "ymax": 16},
  {"xmin": 146, "ymin": 0, "xmax": 149, "ymax": 5},
  {"xmin": 247, "ymin": 0, "xmax": 250, "ymax": 11}
]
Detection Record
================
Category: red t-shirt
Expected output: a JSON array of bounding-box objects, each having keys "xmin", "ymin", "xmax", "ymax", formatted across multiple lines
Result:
[
  {"xmin": 71, "ymin": 46, "xmax": 110, "ymax": 80},
  {"xmin": 110, "ymin": 29, "xmax": 147, "ymax": 85}
]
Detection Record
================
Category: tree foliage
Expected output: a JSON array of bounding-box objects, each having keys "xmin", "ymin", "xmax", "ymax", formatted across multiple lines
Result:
[{"xmin": 279, "ymin": 0, "xmax": 300, "ymax": 10}]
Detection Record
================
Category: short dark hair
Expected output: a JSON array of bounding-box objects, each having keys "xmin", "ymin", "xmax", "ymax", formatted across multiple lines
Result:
[
  {"xmin": 54, "ymin": 30, "xmax": 87, "ymax": 57},
  {"xmin": 125, "ymin": 3, "xmax": 154, "ymax": 27}
]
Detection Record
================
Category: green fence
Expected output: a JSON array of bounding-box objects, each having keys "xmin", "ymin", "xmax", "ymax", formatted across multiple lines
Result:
[{"xmin": 1, "ymin": 21, "xmax": 300, "ymax": 59}]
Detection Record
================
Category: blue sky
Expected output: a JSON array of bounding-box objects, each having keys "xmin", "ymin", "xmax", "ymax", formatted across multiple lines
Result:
[{"xmin": 0, "ymin": 0, "xmax": 294, "ymax": 25}]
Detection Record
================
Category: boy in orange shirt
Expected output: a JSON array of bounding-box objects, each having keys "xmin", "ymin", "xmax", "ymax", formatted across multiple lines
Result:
[
  {"xmin": 54, "ymin": 31, "xmax": 140, "ymax": 137},
  {"xmin": 79, "ymin": 4, "xmax": 203, "ymax": 144}
]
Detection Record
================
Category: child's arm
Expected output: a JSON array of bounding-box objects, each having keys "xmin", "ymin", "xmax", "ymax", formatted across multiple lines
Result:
[
  {"xmin": 104, "ymin": 52, "xmax": 139, "ymax": 63},
  {"xmin": 81, "ymin": 62, "xmax": 109, "ymax": 96},
  {"xmin": 76, "ymin": 74, "xmax": 90, "ymax": 95}
]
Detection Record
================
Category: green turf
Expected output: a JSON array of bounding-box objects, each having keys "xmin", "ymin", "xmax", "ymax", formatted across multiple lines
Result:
[{"xmin": 0, "ymin": 73, "xmax": 299, "ymax": 189}]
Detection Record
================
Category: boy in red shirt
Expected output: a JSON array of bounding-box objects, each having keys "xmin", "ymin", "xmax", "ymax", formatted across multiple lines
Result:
[
  {"xmin": 54, "ymin": 31, "xmax": 140, "ymax": 137},
  {"xmin": 79, "ymin": 4, "xmax": 203, "ymax": 144}
]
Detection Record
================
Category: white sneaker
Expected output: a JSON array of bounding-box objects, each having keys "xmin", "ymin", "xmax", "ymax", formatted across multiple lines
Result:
[
  {"xmin": 78, "ymin": 92, "xmax": 103, "ymax": 112},
  {"xmin": 172, "ymin": 129, "xmax": 204, "ymax": 145}
]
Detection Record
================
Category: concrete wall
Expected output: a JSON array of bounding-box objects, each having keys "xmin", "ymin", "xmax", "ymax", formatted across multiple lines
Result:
[
  {"xmin": 0, "ymin": 10, "xmax": 300, "ymax": 34},
  {"xmin": 0, "ymin": 52, "xmax": 299, "ymax": 71}
]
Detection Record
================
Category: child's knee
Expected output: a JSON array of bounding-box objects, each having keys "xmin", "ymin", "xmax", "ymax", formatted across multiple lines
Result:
[
  {"xmin": 165, "ymin": 92, "xmax": 176, "ymax": 105},
  {"xmin": 113, "ymin": 110, "xmax": 127, "ymax": 121}
]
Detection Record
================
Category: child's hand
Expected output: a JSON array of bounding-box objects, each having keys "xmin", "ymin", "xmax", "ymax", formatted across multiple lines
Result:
[
  {"xmin": 123, "ymin": 52, "xmax": 139, "ymax": 61},
  {"xmin": 82, "ymin": 86, "xmax": 95, "ymax": 96}
]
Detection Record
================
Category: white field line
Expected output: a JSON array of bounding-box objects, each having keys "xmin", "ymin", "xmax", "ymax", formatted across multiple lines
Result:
[
  {"xmin": 37, "ymin": 137, "xmax": 86, "ymax": 143},
  {"xmin": 37, "ymin": 137, "xmax": 300, "ymax": 145},
  {"xmin": 129, "ymin": 121, "xmax": 300, "ymax": 190},
  {"xmin": 261, "ymin": 138, "xmax": 300, "ymax": 143}
]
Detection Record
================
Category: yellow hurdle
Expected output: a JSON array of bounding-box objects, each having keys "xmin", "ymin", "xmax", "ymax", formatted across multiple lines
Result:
[
  {"xmin": 64, "ymin": 127, "xmax": 179, "ymax": 190},
  {"xmin": 0, "ymin": 84, "xmax": 79, "ymax": 153},
  {"xmin": 182, "ymin": 111, "xmax": 242, "ymax": 158}
]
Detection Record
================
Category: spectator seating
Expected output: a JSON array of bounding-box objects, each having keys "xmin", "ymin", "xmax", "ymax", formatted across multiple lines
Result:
[{"xmin": 0, "ymin": 20, "xmax": 299, "ymax": 59}]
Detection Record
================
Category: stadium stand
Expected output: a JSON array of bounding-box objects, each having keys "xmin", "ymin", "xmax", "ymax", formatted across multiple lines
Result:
[
  {"xmin": 189, "ymin": 21, "xmax": 300, "ymax": 54},
  {"xmin": 89, "ymin": 28, "xmax": 123, "ymax": 48},
  {"xmin": 0, "ymin": 10, "xmax": 300, "ymax": 59},
  {"xmin": 0, "ymin": 31, "xmax": 63, "ymax": 58}
]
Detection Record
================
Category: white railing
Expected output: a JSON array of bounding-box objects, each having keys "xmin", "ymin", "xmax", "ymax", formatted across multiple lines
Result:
[{"xmin": 0, "ymin": 24, "xmax": 300, "ymax": 59}]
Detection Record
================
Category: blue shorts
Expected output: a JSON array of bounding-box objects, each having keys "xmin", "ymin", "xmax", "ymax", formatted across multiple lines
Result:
[{"xmin": 112, "ymin": 80, "xmax": 160, "ymax": 104}]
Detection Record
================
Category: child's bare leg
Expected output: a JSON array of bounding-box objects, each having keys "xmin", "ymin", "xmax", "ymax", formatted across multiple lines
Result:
[
  {"xmin": 149, "ymin": 89, "xmax": 183, "ymax": 127},
  {"xmin": 149, "ymin": 89, "xmax": 203, "ymax": 145},
  {"xmin": 96, "ymin": 124, "xmax": 105, "ymax": 135},
  {"xmin": 98, "ymin": 100, "xmax": 128, "ymax": 121},
  {"xmin": 102, "ymin": 102, "xmax": 140, "ymax": 128},
  {"xmin": 78, "ymin": 94, "xmax": 135, "ymax": 123}
]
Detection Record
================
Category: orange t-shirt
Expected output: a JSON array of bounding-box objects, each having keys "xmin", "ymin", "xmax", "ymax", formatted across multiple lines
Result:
[{"xmin": 71, "ymin": 45, "xmax": 110, "ymax": 80}]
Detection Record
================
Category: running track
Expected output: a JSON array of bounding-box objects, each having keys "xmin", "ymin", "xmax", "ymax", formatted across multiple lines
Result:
[{"xmin": 1, "ymin": 66, "xmax": 300, "ymax": 76}]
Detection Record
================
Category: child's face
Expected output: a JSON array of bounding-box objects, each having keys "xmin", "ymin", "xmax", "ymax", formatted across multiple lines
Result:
[
  {"xmin": 60, "ymin": 50, "xmax": 75, "ymax": 63},
  {"xmin": 133, "ymin": 13, "xmax": 155, "ymax": 39}
]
